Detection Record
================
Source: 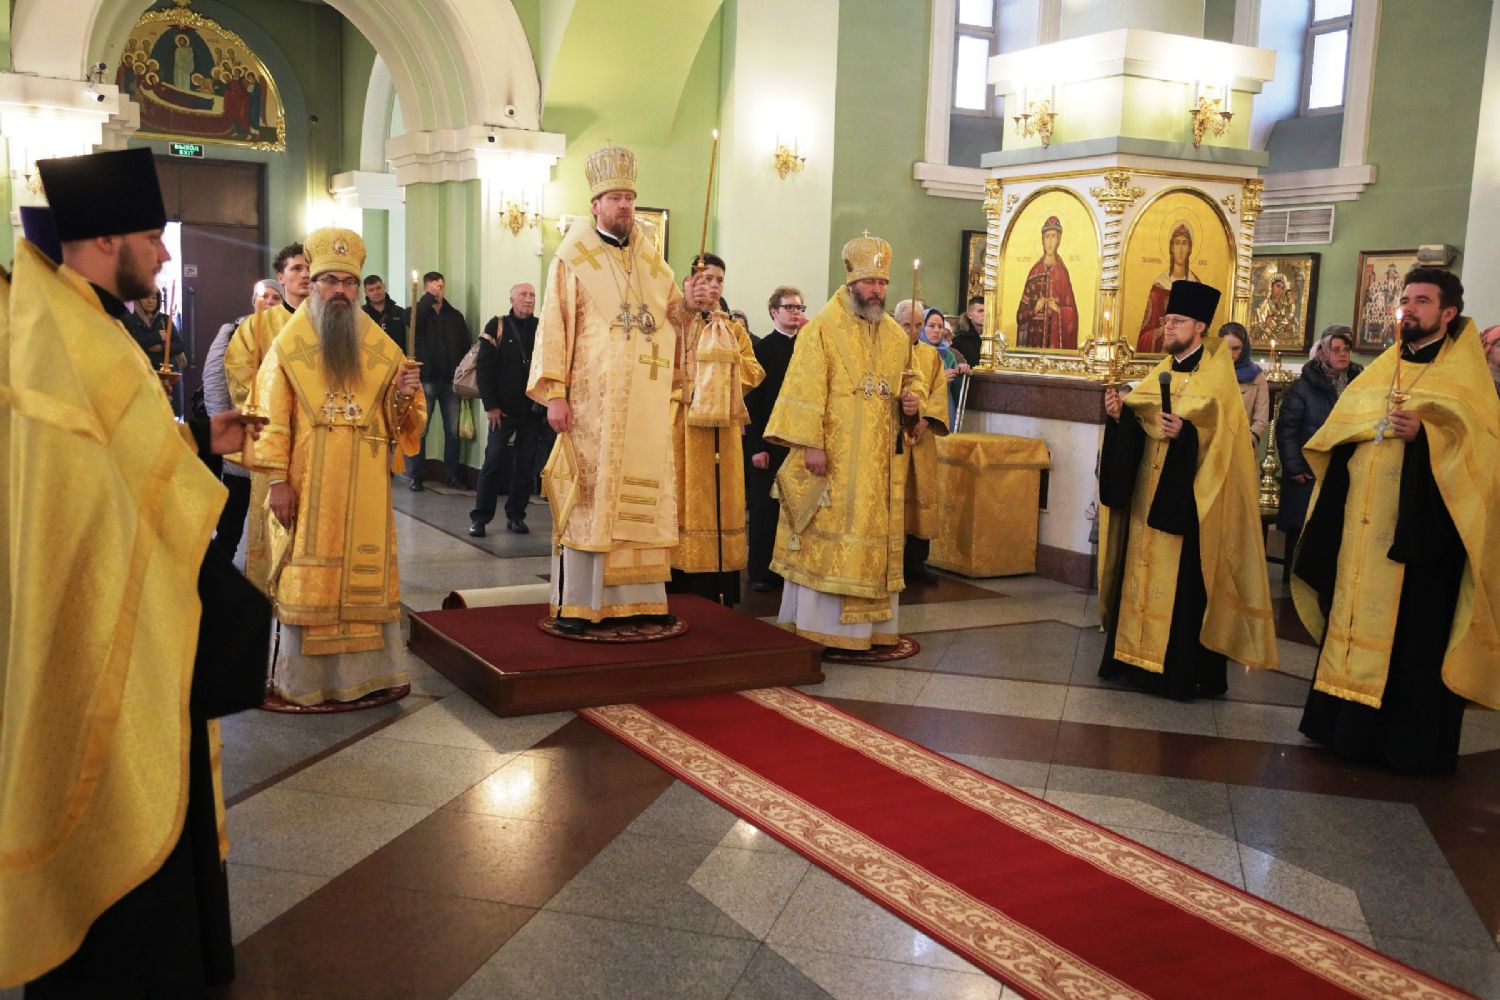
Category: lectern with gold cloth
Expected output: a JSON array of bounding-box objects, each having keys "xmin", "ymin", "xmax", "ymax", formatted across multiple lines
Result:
[{"xmin": 929, "ymin": 433, "xmax": 1050, "ymax": 577}]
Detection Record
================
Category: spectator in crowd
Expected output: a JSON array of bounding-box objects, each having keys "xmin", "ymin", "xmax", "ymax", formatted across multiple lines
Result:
[
  {"xmin": 470, "ymin": 283, "xmax": 542, "ymax": 537},
  {"xmin": 204, "ymin": 278, "xmax": 282, "ymax": 557},
  {"xmin": 410, "ymin": 270, "xmax": 471, "ymax": 490},
  {"xmin": 362, "ymin": 274, "xmax": 407, "ymax": 350},
  {"xmin": 952, "ymin": 294, "xmax": 983, "ymax": 366},
  {"xmin": 924, "ymin": 308, "xmax": 969, "ymax": 430},
  {"xmin": 1219, "ymin": 322, "xmax": 1269, "ymax": 448},
  {"xmin": 1482, "ymin": 324, "xmax": 1500, "ymax": 397},
  {"xmin": 744, "ymin": 285, "xmax": 806, "ymax": 592},
  {"xmin": 1276, "ymin": 325, "xmax": 1362, "ymax": 558}
]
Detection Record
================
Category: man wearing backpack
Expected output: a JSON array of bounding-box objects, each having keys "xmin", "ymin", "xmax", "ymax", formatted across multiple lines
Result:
[{"xmin": 470, "ymin": 283, "xmax": 542, "ymax": 536}]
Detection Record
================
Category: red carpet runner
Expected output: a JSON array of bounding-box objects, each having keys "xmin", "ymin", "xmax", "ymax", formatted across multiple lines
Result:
[{"xmin": 581, "ymin": 688, "xmax": 1473, "ymax": 1000}]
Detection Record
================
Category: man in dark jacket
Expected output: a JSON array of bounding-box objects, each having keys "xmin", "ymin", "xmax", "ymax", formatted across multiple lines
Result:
[
  {"xmin": 951, "ymin": 294, "xmax": 984, "ymax": 367},
  {"xmin": 362, "ymin": 274, "xmax": 407, "ymax": 350},
  {"xmin": 408, "ymin": 271, "xmax": 471, "ymax": 490},
  {"xmin": 470, "ymin": 283, "xmax": 542, "ymax": 536},
  {"xmin": 744, "ymin": 284, "xmax": 806, "ymax": 590}
]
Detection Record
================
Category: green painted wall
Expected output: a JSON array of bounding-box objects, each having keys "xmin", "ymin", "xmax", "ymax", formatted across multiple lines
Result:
[
  {"xmin": 1271, "ymin": 0, "xmax": 1490, "ymax": 337},
  {"xmin": 1203, "ymin": 0, "xmax": 1236, "ymax": 43},
  {"xmin": 540, "ymin": 8, "xmax": 724, "ymax": 290},
  {"xmin": 827, "ymin": 0, "xmax": 982, "ymax": 310},
  {"xmin": 0, "ymin": 0, "xmax": 12, "ymax": 71},
  {"xmin": 512, "ymin": 0, "xmax": 542, "ymax": 70}
]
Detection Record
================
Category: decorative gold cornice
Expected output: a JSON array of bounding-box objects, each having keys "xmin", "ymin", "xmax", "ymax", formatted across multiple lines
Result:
[
  {"xmin": 1221, "ymin": 193, "xmax": 1237, "ymax": 214},
  {"xmin": 1241, "ymin": 178, "xmax": 1264, "ymax": 219},
  {"xmin": 982, "ymin": 177, "xmax": 1003, "ymax": 216},
  {"xmin": 1089, "ymin": 169, "xmax": 1145, "ymax": 217}
]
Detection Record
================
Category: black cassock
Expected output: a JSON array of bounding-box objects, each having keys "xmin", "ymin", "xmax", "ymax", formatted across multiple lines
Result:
[
  {"xmin": 744, "ymin": 331, "xmax": 798, "ymax": 587},
  {"xmin": 28, "ymin": 427, "xmax": 271, "ymax": 999},
  {"xmin": 1294, "ymin": 338, "xmax": 1468, "ymax": 773},
  {"xmin": 1096, "ymin": 357, "xmax": 1227, "ymax": 701}
]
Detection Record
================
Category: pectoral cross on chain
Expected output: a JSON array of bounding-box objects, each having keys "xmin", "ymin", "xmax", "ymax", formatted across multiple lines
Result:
[
  {"xmin": 638, "ymin": 340, "xmax": 671, "ymax": 381},
  {"xmin": 616, "ymin": 302, "xmax": 658, "ymax": 339}
]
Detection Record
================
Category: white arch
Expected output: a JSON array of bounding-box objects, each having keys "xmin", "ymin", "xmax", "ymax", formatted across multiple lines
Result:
[
  {"xmin": 10, "ymin": 0, "xmax": 541, "ymax": 133},
  {"xmin": 360, "ymin": 57, "xmax": 397, "ymax": 172}
]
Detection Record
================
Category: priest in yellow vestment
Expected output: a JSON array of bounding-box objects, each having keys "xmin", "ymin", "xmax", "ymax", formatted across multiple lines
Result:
[
  {"xmin": 1293, "ymin": 268, "xmax": 1500, "ymax": 773},
  {"xmin": 1097, "ymin": 280, "xmax": 1277, "ymax": 699},
  {"xmin": 894, "ymin": 300, "xmax": 950, "ymax": 584},
  {"xmin": 222, "ymin": 242, "xmax": 310, "ymax": 591},
  {"xmin": 2, "ymin": 149, "xmax": 269, "ymax": 994},
  {"xmin": 766, "ymin": 232, "xmax": 925, "ymax": 650},
  {"xmin": 528, "ymin": 143, "xmax": 687, "ymax": 634},
  {"xmin": 249, "ymin": 228, "xmax": 425, "ymax": 706},
  {"xmin": 668, "ymin": 252, "xmax": 764, "ymax": 606}
]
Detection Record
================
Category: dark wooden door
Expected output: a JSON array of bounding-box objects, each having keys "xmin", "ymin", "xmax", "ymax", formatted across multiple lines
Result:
[{"xmin": 154, "ymin": 157, "xmax": 266, "ymax": 405}]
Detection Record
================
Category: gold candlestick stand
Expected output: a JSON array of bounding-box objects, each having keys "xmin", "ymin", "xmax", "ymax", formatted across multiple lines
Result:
[{"xmin": 1258, "ymin": 342, "xmax": 1295, "ymax": 512}]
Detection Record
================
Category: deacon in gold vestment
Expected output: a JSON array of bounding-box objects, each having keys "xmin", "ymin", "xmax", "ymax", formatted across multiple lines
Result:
[
  {"xmin": 249, "ymin": 228, "xmax": 425, "ymax": 706},
  {"xmin": 668, "ymin": 252, "xmax": 764, "ymax": 606},
  {"xmin": 893, "ymin": 300, "xmax": 950, "ymax": 584},
  {"xmin": 1294, "ymin": 268, "xmax": 1500, "ymax": 773},
  {"xmin": 2, "ymin": 149, "xmax": 268, "ymax": 995},
  {"xmin": 528, "ymin": 143, "xmax": 686, "ymax": 634},
  {"xmin": 1098, "ymin": 280, "xmax": 1277, "ymax": 700},
  {"xmin": 767, "ymin": 232, "xmax": 925, "ymax": 650},
  {"xmin": 222, "ymin": 242, "xmax": 310, "ymax": 590}
]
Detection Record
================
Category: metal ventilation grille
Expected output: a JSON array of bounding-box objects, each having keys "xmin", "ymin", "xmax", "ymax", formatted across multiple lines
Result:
[{"xmin": 1254, "ymin": 205, "xmax": 1336, "ymax": 246}]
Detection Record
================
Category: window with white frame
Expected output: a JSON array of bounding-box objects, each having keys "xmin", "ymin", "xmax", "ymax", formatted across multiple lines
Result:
[
  {"xmin": 1302, "ymin": 0, "xmax": 1352, "ymax": 114},
  {"xmin": 953, "ymin": 0, "xmax": 999, "ymax": 114}
]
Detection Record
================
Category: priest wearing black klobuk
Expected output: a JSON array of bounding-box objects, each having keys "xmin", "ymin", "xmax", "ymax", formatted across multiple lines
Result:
[
  {"xmin": 1292, "ymin": 267, "xmax": 1500, "ymax": 774},
  {"xmin": 0, "ymin": 148, "xmax": 270, "ymax": 996},
  {"xmin": 1097, "ymin": 279, "xmax": 1278, "ymax": 699}
]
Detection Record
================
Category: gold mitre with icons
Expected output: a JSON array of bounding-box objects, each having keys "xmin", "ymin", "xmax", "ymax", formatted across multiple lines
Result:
[
  {"xmin": 842, "ymin": 230, "xmax": 892, "ymax": 282},
  {"xmin": 304, "ymin": 226, "xmax": 366, "ymax": 278},
  {"xmin": 585, "ymin": 142, "xmax": 638, "ymax": 198}
]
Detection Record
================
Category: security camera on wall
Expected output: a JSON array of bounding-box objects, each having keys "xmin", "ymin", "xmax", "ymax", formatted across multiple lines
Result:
[{"xmin": 503, "ymin": 105, "xmax": 518, "ymax": 120}]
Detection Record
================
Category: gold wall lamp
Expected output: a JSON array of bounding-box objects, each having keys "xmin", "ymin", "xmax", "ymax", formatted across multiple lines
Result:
[
  {"xmin": 1188, "ymin": 83, "xmax": 1233, "ymax": 148},
  {"xmin": 1011, "ymin": 99, "xmax": 1057, "ymax": 147},
  {"xmin": 500, "ymin": 196, "xmax": 540, "ymax": 236},
  {"xmin": 773, "ymin": 137, "xmax": 806, "ymax": 179}
]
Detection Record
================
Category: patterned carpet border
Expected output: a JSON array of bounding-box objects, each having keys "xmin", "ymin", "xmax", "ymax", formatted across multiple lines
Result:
[{"xmin": 580, "ymin": 688, "xmax": 1474, "ymax": 1000}]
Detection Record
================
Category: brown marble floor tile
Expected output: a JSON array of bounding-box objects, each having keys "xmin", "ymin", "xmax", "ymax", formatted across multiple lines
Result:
[
  {"xmin": 1274, "ymin": 595, "xmax": 1317, "ymax": 646},
  {"xmin": 234, "ymin": 878, "xmax": 533, "ymax": 999},
  {"xmin": 344, "ymin": 808, "xmax": 617, "ymax": 909}
]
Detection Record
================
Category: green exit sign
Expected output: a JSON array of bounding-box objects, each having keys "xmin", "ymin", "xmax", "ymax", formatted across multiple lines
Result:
[{"xmin": 169, "ymin": 142, "xmax": 205, "ymax": 159}]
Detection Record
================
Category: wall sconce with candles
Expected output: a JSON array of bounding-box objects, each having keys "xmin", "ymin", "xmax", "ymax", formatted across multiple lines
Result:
[
  {"xmin": 1011, "ymin": 86, "xmax": 1058, "ymax": 147},
  {"xmin": 1188, "ymin": 82, "xmax": 1233, "ymax": 148},
  {"xmin": 500, "ymin": 195, "xmax": 540, "ymax": 236},
  {"xmin": 772, "ymin": 137, "xmax": 806, "ymax": 179}
]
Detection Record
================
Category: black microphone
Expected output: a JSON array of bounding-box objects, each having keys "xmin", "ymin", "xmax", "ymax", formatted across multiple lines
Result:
[{"xmin": 1158, "ymin": 372, "xmax": 1172, "ymax": 415}]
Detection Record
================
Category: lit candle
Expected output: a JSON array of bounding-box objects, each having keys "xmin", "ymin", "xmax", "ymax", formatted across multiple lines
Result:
[
  {"xmin": 408, "ymin": 269, "xmax": 419, "ymax": 358},
  {"xmin": 911, "ymin": 258, "xmax": 921, "ymax": 336},
  {"xmin": 696, "ymin": 128, "xmax": 719, "ymax": 272}
]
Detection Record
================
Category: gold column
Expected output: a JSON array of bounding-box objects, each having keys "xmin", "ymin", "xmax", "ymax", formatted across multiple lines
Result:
[
  {"xmin": 976, "ymin": 178, "xmax": 1004, "ymax": 372},
  {"xmin": 1085, "ymin": 169, "xmax": 1144, "ymax": 379},
  {"xmin": 1231, "ymin": 178, "xmax": 1263, "ymax": 326}
]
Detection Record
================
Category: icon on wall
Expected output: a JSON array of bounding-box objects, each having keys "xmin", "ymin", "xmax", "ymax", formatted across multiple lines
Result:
[
  {"xmin": 1249, "ymin": 253, "xmax": 1320, "ymax": 352},
  {"xmin": 116, "ymin": 2, "xmax": 286, "ymax": 152}
]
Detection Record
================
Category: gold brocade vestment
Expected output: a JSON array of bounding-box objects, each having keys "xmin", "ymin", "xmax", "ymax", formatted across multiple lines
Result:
[
  {"xmin": 672, "ymin": 313, "xmax": 764, "ymax": 573},
  {"xmin": 1292, "ymin": 320, "xmax": 1500, "ymax": 710},
  {"xmin": 0, "ymin": 244, "xmax": 223, "ymax": 984},
  {"xmin": 528, "ymin": 220, "xmax": 682, "ymax": 588},
  {"xmin": 247, "ymin": 310, "xmax": 425, "ymax": 654},
  {"xmin": 1097, "ymin": 341, "xmax": 1278, "ymax": 673},
  {"xmin": 904, "ymin": 340, "xmax": 950, "ymax": 539},
  {"xmin": 223, "ymin": 304, "xmax": 295, "ymax": 591},
  {"xmin": 766, "ymin": 288, "xmax": 926, "ymax": 606}
]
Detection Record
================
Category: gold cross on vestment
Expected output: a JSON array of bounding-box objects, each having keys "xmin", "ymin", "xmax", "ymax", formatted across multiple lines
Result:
[
  {"xmin": 362, "ymin": 339, "xmax": 387, "ymax": 370},
  {"xmin": 569, "ymin": 242, "xmax": 607, "ymax": 272},
  {"xmin": 638, "ymin": 340, "xmax": 670, "ymax": 380},
  {"xmin": 645, "ymin": 251, "xmax": 666, "ymax": 280},
  {"xmin": 285, "ymin": 336, "xmax": 320, "ymax": 370}
]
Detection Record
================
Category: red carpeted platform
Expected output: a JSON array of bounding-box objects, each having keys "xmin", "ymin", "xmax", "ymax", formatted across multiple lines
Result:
[
  {"xmin": 583, "ymin": 688, "xmax": 1477, "ymax": 1000},
  {"xmin": 407, "ymin": 595, "xmax": 824, "ymax": 716}
]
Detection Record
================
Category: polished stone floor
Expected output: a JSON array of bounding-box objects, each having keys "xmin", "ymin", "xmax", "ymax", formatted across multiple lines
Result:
[{"xmin": 14, "ymin": 482, "xmax": 1497, "ymax": 1000}]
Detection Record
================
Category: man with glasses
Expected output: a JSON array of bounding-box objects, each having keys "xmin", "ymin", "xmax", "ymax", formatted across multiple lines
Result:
[
  {"xmin": 1097, "ymin": 280, "xmax": 1277, "ymax": 700},
  {"xmin": 224, "ymin": 242, "xmax": 309, "ymax": 590},
  {"xmin": 249, "ymin": 227, "xmax": 426, "ymax": 708},
  {"xmin": 745, "ymin": 286, "xmax": 806, "ymax": 591}
]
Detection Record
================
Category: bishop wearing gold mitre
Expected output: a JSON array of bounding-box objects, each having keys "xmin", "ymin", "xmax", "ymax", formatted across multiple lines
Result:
[
  {"xmin": 248, "ymin": 227, "xmax": 425, "ymax": 707},
  {"xmin": 1293, "ymin": 267, "xmax": 1500, "ymax": 773},
  {"xmin": 1097, "ymin": 279, "xmax": 1278, "ymax": 700},
  {"xmin": 667, "ymin": 251, "xmax": 765, "ymax": 606},
  {"xmin": 528, "ymin": 143, "xmax": 688, "ymax": 635},
  {"xmin": 765, "ymin": 232, "xmax": 925, "ymax": 650},
  {"xmin": 893, "ymin": 299, "xmax": 950, "ymax": 585},
  {"xmin": 2, "ymin": 148, "xmax": 269, "ymax": 995},
  {"xmin": 222, "ymin": 241, "xmax": 309, "ymax": 591}
]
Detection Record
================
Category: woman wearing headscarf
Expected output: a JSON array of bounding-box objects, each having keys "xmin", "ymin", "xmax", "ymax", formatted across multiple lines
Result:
[
  {"xmin": 1276, "ymin": 325, "xmax": 1362, "ymax": 553},
  {"xmin": 922, "ymin": 307, "xmax": 967, "ymax": 429},
  {"xmin": 1218, "ymin": 322, "xmax": 1268, "ymax": 447}
]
